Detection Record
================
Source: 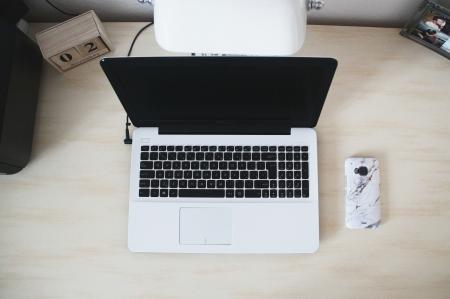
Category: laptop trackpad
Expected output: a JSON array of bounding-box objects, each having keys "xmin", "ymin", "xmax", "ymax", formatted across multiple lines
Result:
[{"xmin": 179, "ymin": 208, "xmax": 232, "ymax": 245}]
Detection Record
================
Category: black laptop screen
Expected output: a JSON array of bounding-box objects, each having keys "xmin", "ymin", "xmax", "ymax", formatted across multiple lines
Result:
[{"xmin": 101, "ymin": 57, "xmax": 337, "ymax": 128}]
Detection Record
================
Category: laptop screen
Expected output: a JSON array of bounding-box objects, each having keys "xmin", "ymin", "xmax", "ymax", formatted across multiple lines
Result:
[{"xmin": 101, "ymin": 57, "xmax": 337, "ymax": 129}]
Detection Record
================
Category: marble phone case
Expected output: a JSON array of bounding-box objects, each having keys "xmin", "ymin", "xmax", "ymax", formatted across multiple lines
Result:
[{"xmin": 345, "ymin": 157, "xmax": 380, "ymax": 229}]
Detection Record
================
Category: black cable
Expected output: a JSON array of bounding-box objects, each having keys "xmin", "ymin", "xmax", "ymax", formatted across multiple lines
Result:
[
  {"xmin": 123, "ymin": 22, "xmax": 154, "ymax": 145},
  {"xmin": 45, "ymin": 0, "xmax": 78, "ymax": 17}
]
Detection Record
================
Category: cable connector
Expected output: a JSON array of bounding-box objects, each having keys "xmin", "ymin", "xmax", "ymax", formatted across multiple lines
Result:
[{"xmin": 124, "ymin": 116, "xmax": 133, "ymax": 145}]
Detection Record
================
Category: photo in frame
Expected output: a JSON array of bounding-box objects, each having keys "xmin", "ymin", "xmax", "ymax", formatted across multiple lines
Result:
[{"xmin": 401, "ymin": 1, "xmax": 450, "ymax": 59}]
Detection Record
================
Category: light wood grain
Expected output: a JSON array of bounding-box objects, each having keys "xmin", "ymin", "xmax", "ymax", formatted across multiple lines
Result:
[{"xmin": 0, "ymin": 23, "xmax": 449, "ymax": 299}]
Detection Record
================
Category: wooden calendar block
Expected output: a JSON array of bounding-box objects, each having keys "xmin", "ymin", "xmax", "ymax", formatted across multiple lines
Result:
[{"xmin": 36, "ymin": 10, "xmax": 112, "ymax": 72}]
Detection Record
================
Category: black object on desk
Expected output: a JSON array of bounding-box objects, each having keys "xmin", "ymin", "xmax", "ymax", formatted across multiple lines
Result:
[{"xmin": 0, "ymin": 6, "xmax": 42, "ymax": 174}]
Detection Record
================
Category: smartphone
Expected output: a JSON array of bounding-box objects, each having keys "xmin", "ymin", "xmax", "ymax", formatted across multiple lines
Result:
[{"xmin": 345, "ymin": 157, "xmax": 380, "ymax": 229}]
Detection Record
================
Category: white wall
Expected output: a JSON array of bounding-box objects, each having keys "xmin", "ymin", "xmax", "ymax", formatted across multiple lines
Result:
[{"xmin": 24, "ymin": 0, "xmax": 450, "ymax": 27}]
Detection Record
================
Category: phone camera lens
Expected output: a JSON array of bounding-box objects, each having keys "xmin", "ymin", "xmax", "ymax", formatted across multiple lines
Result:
[{"xmin": 354, "ymin": 166, "xmax": 368, "ymax": 176}]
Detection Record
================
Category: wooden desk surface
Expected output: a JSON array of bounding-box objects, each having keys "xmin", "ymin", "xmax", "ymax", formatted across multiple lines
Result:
[{"xmin": 1, "ymin": 23, "xmax": 449, "ymax": 298}]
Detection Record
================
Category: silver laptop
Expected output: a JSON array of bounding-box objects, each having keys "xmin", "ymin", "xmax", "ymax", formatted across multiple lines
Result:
[{"xmin": 101, "ymin": 57, "xmax": 337, "ymax": 253}]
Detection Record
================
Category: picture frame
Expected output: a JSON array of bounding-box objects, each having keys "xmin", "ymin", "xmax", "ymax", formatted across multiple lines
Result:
[{"xmin": 400, "ymin": 0, "xmax": 450, "ymax": 59}]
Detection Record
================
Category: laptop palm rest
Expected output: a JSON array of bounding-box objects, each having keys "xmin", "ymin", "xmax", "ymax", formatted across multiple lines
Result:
[{"xmin": 179, "ymin": 208, "xmax": 232, "ymax": 245}]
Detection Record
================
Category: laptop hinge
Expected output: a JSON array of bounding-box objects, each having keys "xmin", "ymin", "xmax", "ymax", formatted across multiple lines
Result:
[{"xmin": 158, "ymin": 124, "xmax": 290, "ymax": 135}]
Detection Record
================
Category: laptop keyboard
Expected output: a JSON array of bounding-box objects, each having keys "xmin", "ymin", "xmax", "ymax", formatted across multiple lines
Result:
[{"xmin": 138, "ymin": 145, "xmax": 309, "ymax": 199}]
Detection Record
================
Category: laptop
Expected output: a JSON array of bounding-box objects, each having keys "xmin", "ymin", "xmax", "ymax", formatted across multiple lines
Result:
[{"xmin": 101, "ymin": 57, "xmax": 337, "ymax": 253}]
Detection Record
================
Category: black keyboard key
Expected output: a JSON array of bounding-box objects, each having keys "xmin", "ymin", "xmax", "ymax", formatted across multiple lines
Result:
[
  {"xmin": 193, "ymin": 146, "xmax": 200, "ymax": 151},
  {"xmin": 209, "ymin": 146, "xmax": 217, "ymax": 151},
  {"xmin": 151, "ymin": 180, "xmax": 159, "ymax": 188},
  {"xmin": 141, "ymin": 146, "xmax": 149, "ymax": 151},
  {"xmin": 302, "ymin": 163, "xmax": 309, "ymax": 179},
  {"xmin": 139, "ymin": 180, "xmax": 150, "ymax": 187},
  {"xmin": 215, "ymin": 153, "xmax": 223, "ymax": 160},
  {"xmin": 252, "ymin": 146, "xmax": 260, "ymax": 151},
  {"xmin": 163, "ymin": 161, "xmax": 171, "ymax": 169},
  {"xmin": 259, "ymin": 171, "xmax": 268, "ymax": 179},
  {"xmin": 251, "ymin": 153, "xmax": 260, "ymax": 160},
  {"xmin": 198, "ymin": 180, "xmax": 206, "ymax": 188},
  {"xmin": 212, "ymin": 171, "xmax": 221, "ymax": 179},
  {"xmin": 301, "ymin": 146, "xmax": 308, "ymax": 152},
  {"xmin": 286, "ymin": 146, "xmax": 293, "ymax": 151},
  {"xmin": 226, "ymin": 180, "xmax": 234, "ymax": 188},
  {"xmin": 140, "ymin": 161, "xmax": 153, "ymax": 169},
  {"xmin": 235, "ymin": 146, "xmax": 242, "ymax": 151},
  {"xmin": 219, "ymin": 162, "xmax": 227, "ymax": 170},
  {"xmin": 168, "ymin": 152, "xmax": 177, "ymax": 160},
  {"xmin": 294, "ymin": 180, "xmax": 301, "ymax": 188},
  {"xmin": 250, "ymin": 171, "xmax": 258, "ymax": 179},
  {"xmin": 279, "ymin": 190, "xmax": 286, "ymax": 198},
  {"xmin": 218, "ymin": 146, "xmax": 226, "ymax": 152},
  {"xmin": 175, "ymin": 146, "xmax": 183, "ymax": 151},
  {"xmin": 261, "ymin": 153, "xmax": 277, "ymax": 161},
  {"xmin": 238, "ymin": 162, "xmax": 246, "ymax": 170},
  {"xmin": 151, "ymin": 146, "xmax": 158, "ymax": 151},
  {"xmin": 286, "ymin": 162, "xmax": 293, "ymax": 170},
  {"xmin": 294, "ymin": 190, "xmax": 302, "ymax": 198},
  {"xmin": 159, "ymin": 146, "xmax": 166, "ymax": 151},
  {"xmin": 302, "ymin": 180, "xmax": 309, "ymax": 189},
  {"xmin": 286, "ymin": 153, "xmax": 293, "ymax": 160},
  {"xmin": 165, "ymin": 170, "xmax": 174, "ymax": 179},
  {"xmin": 202, "ymin": 171, "xmax": 212, "ymax": 179},
  {"xmin": 167, "ymin": 146, "xmax": 175, "ymax": 151},
  {"xmin": 229, "ymin": 162, "xmax": 237, "ymax": 170},
  {"xmin": 140, "ymin": 170, "xmax": 154, "ymax": 178},
  {"xmin": 175, "ymin": 171, "xmax": 183, "ymax": 179},
  {"xmin": 236, "ymin": 189, "xmax": 244, "ymax": 198},
  {"xmin": 188, "ymin": 180, "xmax": 197, "ymax": 188},
  {"xmin": 149, "ymin": 152, "xmax": 158, "ymax": 160},
  {"xmin": 278, "ymin": 162, "xmax": 285, "ymax": 170},
  {"xmin": 270, "ymin": 190, "xmax": 277, "ymax": 198},
  {"xmin": 279, "ymin": 180, "xmax": 286, "ymax": 188},
  {"xmin": 207, "ymin": 180, "xmax": 215, "ymax": 188},
  {"xmin": 139, "ymin": 189, "xmax": 149, "ymax": 197},
  {"xmin": 243, "ymin": 146, "xmax": 251, "ymax": 151},
  {"xmin": 267, "ymin": 162, "xmax": 277, "ymax": 179},
  {"xmin": 287, "ymin": 180, "xmax": 294, "ymax": 188},
  {"xmin": 170, "ymin": 180, "xmax": 178, "ymax": 188},
  {"xmin": 158, "ymin": 152, "xmax": 167, "ymax": 160},
  {"xmin": 242, "ymin": 153, "xmax": 251, "ymax": 161},
  {"xmin": 193, "ymin": 171, "xmax": 201, "ymax": 179},
  {"xmin": 205, "ymin": 153, "xmax": 214, "ymax": 160},
  {"xmin": 177, "ymin": 152, "xmax": 186, "ymax": 160},
  {"xmin": 239, "ymin": 171, "xmax": 249, "ymax": 179},
  {"xmin": 287, "ymin": 190, "xmax": 293, "ymax": 198},
  {"xmin": 262, "ymin": 190, "xmax": 269, "ymax": 198},
  {"xmin": 227, "ymin": 146, "xmax": 234, "ymax": 151},
  {"xmin": 151, "ymin": 189, "xmax": 159, "ymax": 197},
  {"xmin": 201, "ymin": 146, "xmax": 208, "ymax": 151},
  {"xmin": 231, "ymin": 171, "xmax": 239, "ymax": 179},
  {"xmin": 221, "ymin": 171, "xmax": 230, "ymax": 179},
  {"xmin": 226, "ymin": 190, "xmax": 234, "ymax": 198},
  {"xmin": 245, "ymin": 190, "xmax": 261, "ymax": 198},
  {"xmin": 141, "ymin": 152, "xmax": 149, "ymax": 160},
  {"xmin": 179, "ymin": 189, "xmax": 225, "ymax": 197},
  {"xmin": 294, "ymin": 146, "xmax": 300, "ymax": 152},
  {"xmin": 217, "ymin": 180, "xmax": 225, "ymax": 188},
  {"xmin": 254, "ymin": 180, "xmax": 269, "ymax": 189},
  {"xmin": 270, "ymin": 180, "xmax": 277, "ymax": 188},
  {"xmin": 248, "ymin": 162, "xmax": 256, "ymax": 170},
  {"xmin": 236, "ymin": 180, "xmax": 244, "ymax": 188},
  {"xmin": 278, "ymin": 171, "xmax": 285, "ymax": 179},
  {"xmin": 184, "ymin": 146, "xmax": 192, "ymax": 151},
  {"xmin": 182, "ymin": 162, "xmax": 190, "ymax": 169},
  {"xmin": 278, "ymin": 146, "xmax": 285, "ymax": 151},
  {"xmin": 187, "ymin": 152, "xmax": 195, "ymax": 160},
  {"xmin": 202, "ymin": 162, "xmax": 210, "ymax": 169},
  {"xmin": 257, "ymin": 162, "xmax": 265, "ymax": 170},
  {"xmin": 160, "ymin": 180, "xmax": 168, "ymax": 188},
  {"xmin": 261, "ymin": 146, "xmax": 268, "ymax": 152},
  {"xmin": 302, "ymin": 153, "xmax": 309, "ymax": 160},
  {"xmin": 196, "ymin": 152, "xmax": 204, "ymax": 160},
  {"xmin": 179, "ymin": 180, "xmax": 187, "ymax": 188},
  {"xmin": 169, "ymin": 189, "xmax": 178, "ymax": 197},
  {"xmin": 233, "ymin": 153, "xmax": 242, "ymax": 161},
  {"xmin": 294, "ymin": 153, "xmax": 301, "ymax": 160},
  {"xmin": 224, "ymin": 153, "xmax": 232, "ymax": 161},
  {"xmin": 294, "ymin": 171, "xmax": 301, "ymax": 179},
  {"xmin": 286, "ymin": 172, "xmax": 293, "ymax": 179},
  {"xmin": 160, "ymin": 189, "xmax": 168, "ymax": 197},
  {"xmin": 245, "ymin": 180, "xmax": 253, "ymax": 188},
  {"xmin": 302, "ymin": 189, "xmax": 309, "ymax": 198},
  {"xmin": 269, "ymin": 146, "xmax": 277, "ymax": 152},
  {"xmin": 278, "ymin": 153, "xmax": 286, "ymax": 160},
  {"xmin": 191, "ymin": 162, "xmax": 199, "ymax": 170},
  {"xmin": 294, "ymin": 162, "xmax": 301, "ymax": 170},
  {"xmin": 183, "ymin": 171, "xmax": 192, "ymax": 179}
]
